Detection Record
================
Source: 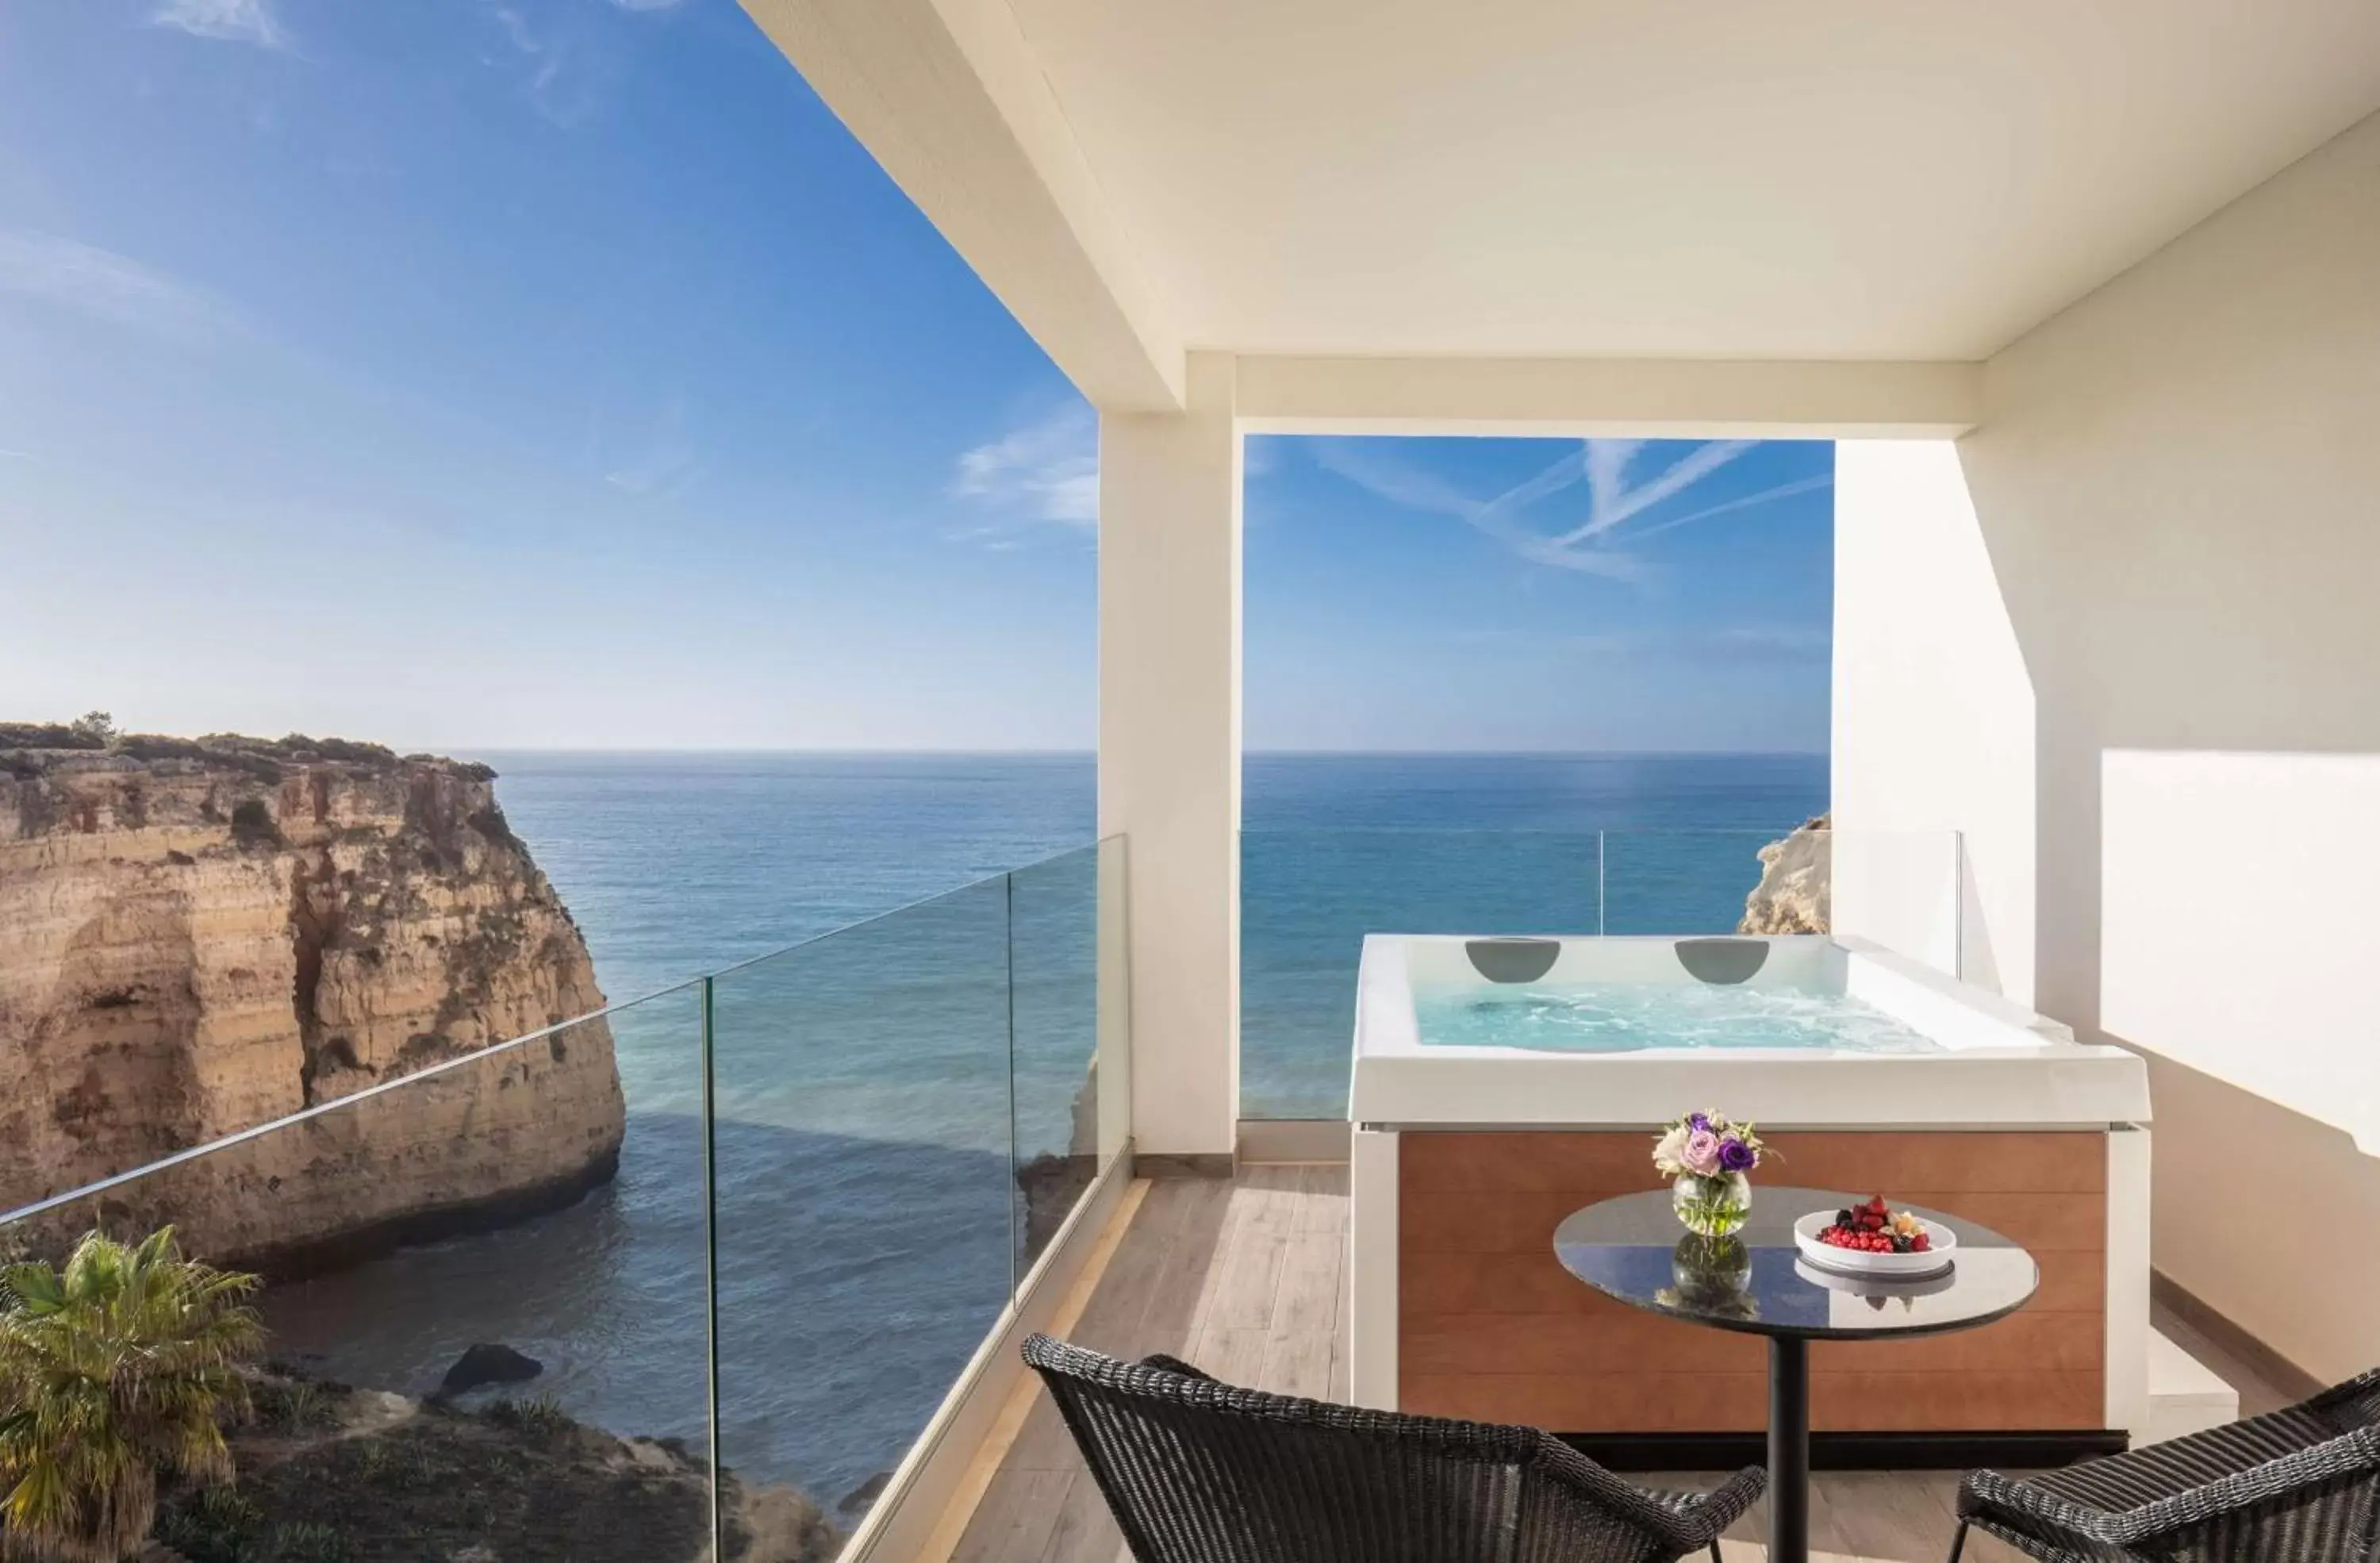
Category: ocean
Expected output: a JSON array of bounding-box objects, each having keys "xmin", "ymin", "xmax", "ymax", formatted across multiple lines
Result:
[{"xmin": 258, "ymin": 751, "xmax": 1824, "ymax": 1515}]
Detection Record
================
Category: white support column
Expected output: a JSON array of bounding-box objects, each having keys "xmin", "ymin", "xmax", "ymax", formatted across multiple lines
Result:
[
  {"xmin": 2106, "ymin": 1124, "xmax": 2152, "ymax": 1440},
  {"xmin": 1097, "ymin": 353, "xmax": 1241, "ymax": 1161},
  {"xmin": 1346, "ymin": 1125, "xmax": 1400, "ymax": 1410}
]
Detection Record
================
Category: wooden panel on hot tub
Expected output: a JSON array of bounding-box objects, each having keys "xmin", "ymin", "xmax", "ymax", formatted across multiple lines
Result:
[{"xmin": 1397, "ymin": 1130, "xmax": 2107, "ymax": 1433}]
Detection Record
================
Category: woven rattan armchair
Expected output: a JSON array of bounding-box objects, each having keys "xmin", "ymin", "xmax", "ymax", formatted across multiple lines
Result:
[
  {"xmin": 1952, "ymin": 1367, "xmax": 2380, "ymax": 1562},
  {"xmin": 1023, "ymin": 1334, "xmax": 1764, "ymax": 1563}
]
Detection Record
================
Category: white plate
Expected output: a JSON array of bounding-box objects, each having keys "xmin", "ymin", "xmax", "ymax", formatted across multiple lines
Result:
[{"xmin": 1793, "ymin": 1209, "xmax": 1956, "ymax": 1277}]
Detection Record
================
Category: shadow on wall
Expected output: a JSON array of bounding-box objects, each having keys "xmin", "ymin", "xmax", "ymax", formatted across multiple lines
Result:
[
  {"xmin": 1943, "ymin": 112, "xmax": 2380, "ymax": 1380},
  {"xmin": 1948, "ymin": 110, "xmax": 2380, "ymax": 1035},
  {"xmin": 2115, "ymin": 1040, "xmax": 2380, "ymax": 1387}
]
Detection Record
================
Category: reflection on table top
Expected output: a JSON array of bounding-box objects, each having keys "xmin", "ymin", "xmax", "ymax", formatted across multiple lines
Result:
[{"xmin": 1552, "ymin": 1185, "xmax": 2040, "ymax": 1342}]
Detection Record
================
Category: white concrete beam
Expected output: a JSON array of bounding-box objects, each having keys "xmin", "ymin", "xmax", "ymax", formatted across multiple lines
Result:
[
  {"xmin": 740, "ymin": 0, "xmax": 1184, "ymax": 410},
  {"xmin": 1097, "ymin": 354, "xmax": 1240, "ymax": 1158},
  {"xmin": 1235, "ymin": 355, "xmax": 1981, "ymax": 437}
]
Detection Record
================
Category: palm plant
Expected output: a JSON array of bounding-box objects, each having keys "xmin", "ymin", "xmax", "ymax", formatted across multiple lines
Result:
[{"xmin": 0, "ymin": 1227, "xmax": 264, "ymax": 1563}]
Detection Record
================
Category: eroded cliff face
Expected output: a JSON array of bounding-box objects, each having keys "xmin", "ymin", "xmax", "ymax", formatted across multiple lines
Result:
[
  {"xmin": 0, "ymin": 729, "xmax": 624, "ymax": 1266},
  {"xmin": 1739, "ymin": 812, "xmax": 1832, "ymax": 935}
]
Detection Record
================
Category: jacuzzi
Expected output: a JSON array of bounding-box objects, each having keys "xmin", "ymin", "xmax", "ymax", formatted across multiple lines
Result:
[{"xmin": 1345, "ymin": 933, "xmax": 2153, "ymax": 1463}]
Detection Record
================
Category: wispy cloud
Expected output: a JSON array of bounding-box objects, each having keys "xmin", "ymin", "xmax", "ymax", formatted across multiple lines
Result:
[
  {"xmin": 151, "ymin": 0, "xmax": 289, "ymax": 49},
  {"xmin": 0, "ymin": 230, "xmax": 243, "ymax": 344},
  {"xmin": 1448, "ymin": 622, "xmax": 1830, "ymax": 665},
  {"xmin": 1311, "ymin": 440, "xmax": 1641, "ymax": 580},
  {"xmin": 950, "ymin": 405, "xmax": 1098, "ymax": 540},
  {"xmin": 608, "ymin": 0, "xmax": 687, "ymax": 10},
  {"xmin": 1552, "ymin": 440, "xmax": 1754, "ymax": 546},
  {"xmin": 597, "ymin": 393, "xmax": 706, "ymax": 499},
  {"xmin": 1314, "ymin": 436, "xmax": 1826, "ymax": 582},
  {"xmin": 1623, "ymin": 474, "xmax": 1836, "ymax": 542},
  {"xmin": 483, "ymin": 3, "xmax": 620, "ymax": 128},
  {"xmin": 489, "ymin": 4, "xmax": 538, "ymax": 53}
]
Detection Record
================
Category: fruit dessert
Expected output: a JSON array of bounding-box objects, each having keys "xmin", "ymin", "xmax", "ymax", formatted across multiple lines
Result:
[{"xmin": 1816, "ymin": 1195, "xmax": 1933, "ymax": 1254}]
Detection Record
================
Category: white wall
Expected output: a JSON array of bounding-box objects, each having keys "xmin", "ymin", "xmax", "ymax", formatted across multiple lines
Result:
[
  {"xmin": 2101, "ymin": 751, "xmax": 2380, "ymax": 1154},
  {"xmin": 1833, "ymin": 441, "xmax": 2039, "ymax": 998},
  {"xmin": 1097, "ymin": 353, "xmax": 1242, "ymax": 1160},
  {"xmin": 1953, "ymin": 110, "xmax": 2380, "ymax": 1380}
]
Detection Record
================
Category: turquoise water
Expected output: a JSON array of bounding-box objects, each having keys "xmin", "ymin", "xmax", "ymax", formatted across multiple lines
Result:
[
  {"xmin": 1415, "ymin": 982, "xmax": 1940, "ymax": 1054},
  {"xmin": 258, "ymin": 751, "xmax": 1823, "ymax": 1512}
]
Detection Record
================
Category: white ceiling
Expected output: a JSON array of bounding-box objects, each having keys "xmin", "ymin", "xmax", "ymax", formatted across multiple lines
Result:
[{"xmin": 1000, "ymin": 0, "xmax": 2380, "ymax": 361}]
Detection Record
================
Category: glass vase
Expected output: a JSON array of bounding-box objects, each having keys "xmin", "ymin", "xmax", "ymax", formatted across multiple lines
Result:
[
  {"xmin": 1672, "ymin": 1171, "xmax": 1751, "ymax": 1238},
  {"xmin": 1665, "ymin": 1234, "xmax": 1755, "ymax": 1316}
]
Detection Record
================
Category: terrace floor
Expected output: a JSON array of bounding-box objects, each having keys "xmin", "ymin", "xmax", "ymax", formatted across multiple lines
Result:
[{"xmin": 942, "ymin": 1164, "xmax": 2287, "ymax": 1563}]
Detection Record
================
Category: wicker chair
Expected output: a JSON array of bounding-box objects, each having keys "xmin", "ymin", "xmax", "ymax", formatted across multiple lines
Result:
[
  {"xmin": 1951, "ymin": 1368, "xmax": 2380, "ymax": 1562},
  {"xmin": 1023, "ymin": 1334, "xmax": 1764, "ymax": 1563}
]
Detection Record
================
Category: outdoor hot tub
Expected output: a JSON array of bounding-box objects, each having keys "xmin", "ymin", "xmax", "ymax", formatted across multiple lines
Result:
[{"xmin": 1345, "ymin": 933, "xmax": 2153, "ymax": 1464}]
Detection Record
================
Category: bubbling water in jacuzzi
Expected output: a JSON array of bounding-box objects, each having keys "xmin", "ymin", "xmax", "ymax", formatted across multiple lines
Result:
[{"xmin": 1415, "ymin": 981, "xmax": 1944, "ymax": 1054}]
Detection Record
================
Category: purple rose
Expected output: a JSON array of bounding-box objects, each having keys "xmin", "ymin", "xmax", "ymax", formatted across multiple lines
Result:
[
  {"xmin": 1718, "ymin": 1136, "xmax": 1757, "ymax": 1173},
  {"xmin": 1681, "ymin": 1130, "xmax": 1723, "ymax": 1177},
  {"xmin": 1687, "ymin": 1112, "xmax": 1710, "ymax": 1133}
]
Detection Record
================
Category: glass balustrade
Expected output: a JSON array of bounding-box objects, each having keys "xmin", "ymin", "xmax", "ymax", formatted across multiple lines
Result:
[{"xmin": 0, "ymin": 838, "xmax": 1129, "ymax": 1561}]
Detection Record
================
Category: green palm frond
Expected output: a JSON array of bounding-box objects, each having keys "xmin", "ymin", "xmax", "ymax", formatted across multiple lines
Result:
[{"xmin": 0, "ymin": 1228, "xmax": 263, "ymax": 1563}]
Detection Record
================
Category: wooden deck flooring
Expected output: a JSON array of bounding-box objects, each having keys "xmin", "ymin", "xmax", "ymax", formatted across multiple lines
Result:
[{"xmin": 946, "ymin": 1165, "xmax": 2279, "ymax": 1563}]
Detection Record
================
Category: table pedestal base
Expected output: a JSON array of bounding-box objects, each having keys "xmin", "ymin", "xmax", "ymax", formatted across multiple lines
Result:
[{"xmin": 1768, "ymin": 1336, "xmax": 1810, "ymax": 1563}]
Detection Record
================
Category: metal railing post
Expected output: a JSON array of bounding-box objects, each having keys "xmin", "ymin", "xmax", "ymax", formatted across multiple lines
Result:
[
  {"xmin": 700, "ymin": 974, "xmax": 724, "ymax": 1561},
  {"xmin": 1004, "ymin": 869, "xmax": 1019, "ymax": 1300}
]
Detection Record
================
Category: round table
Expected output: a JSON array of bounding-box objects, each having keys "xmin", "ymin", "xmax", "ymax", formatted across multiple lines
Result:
[{"xmin": 1553, "ymin": 1186, "xmax": 2039, "ymax": 1563}]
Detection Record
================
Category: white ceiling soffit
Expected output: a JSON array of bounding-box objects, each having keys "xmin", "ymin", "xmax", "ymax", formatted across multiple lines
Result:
[{"xmin": 750, "ymin": 0, "xmax": 2380, "ymax": 401}]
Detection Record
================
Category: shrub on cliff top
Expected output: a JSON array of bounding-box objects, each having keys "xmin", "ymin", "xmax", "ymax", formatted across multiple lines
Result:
[
  {"xmin": 0, "ymin": 724, "xmax": 423, "ymax": 774},
  {"xmin": 0, "ymin": 1228, "xmax": 264, "ymax": 1563}
]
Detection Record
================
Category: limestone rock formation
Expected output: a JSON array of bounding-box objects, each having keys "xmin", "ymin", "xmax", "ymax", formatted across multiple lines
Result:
[
  {"xmin": 1738, "ymin": 812, "xmax": 1832, "ymax": 935},
  {"xmin": 161, "ymin": 1369, "xmax": 845, "ymax": 1563},
  {"xmin": 0, "ymin": 725, "xmax": 624, "ymax": 1266}
]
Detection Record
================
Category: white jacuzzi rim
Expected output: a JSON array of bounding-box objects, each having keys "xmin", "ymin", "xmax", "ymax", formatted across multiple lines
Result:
[{"xmin": 1349, "ymin": 932, "xmax": 2152, "ymax": 1127}]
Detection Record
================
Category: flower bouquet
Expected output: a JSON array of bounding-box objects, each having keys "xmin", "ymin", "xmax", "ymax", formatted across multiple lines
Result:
[{"xmin": 1653, "ymin": 1110, "xmax": 1768, "ymax": 1238}]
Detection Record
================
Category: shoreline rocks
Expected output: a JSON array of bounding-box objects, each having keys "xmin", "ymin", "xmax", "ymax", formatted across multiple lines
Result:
[
  {"xmin": 159, "ymin": 1369, "xmax": 843, "ymax": 1563},
  {"xmin": 440, "ymin": 1342, "xmax": 545, "ymax": 1398}
]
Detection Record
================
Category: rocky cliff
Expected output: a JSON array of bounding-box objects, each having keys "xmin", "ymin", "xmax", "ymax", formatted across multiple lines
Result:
[
  {"xmin": 157, "ymin": 1370, "xmax": 843, "ymax": 1563},
  {"xmin": 0, "ymin": 725, "xmax": 624, "ymax": 1267},
  {"xmin": 1738, "ymin": 812, "xmax": 1831, "ymax": 935}
]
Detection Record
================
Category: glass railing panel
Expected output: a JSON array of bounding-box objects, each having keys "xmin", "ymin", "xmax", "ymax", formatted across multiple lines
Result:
[
  {"xmin": 1599, "ymin": 828, "xmax": 1787, "ymax": 935},
  {"xmin": 1825, "ymin": 826, "xmax": 1966, "ymax": 976},
  {"xmin": 1606, "ymin": 822, "xmax": 1966, "ymax": 976},
  {"xmin": 0, "ymin": 989, "xmax": 712, "ymax": 1563},
  {"xmin": 707, "ymin": 872, "xmax": 1015, "ymax": 1546},
  {"xmin": 1005, "ymin": 839, "xmax": 1115, "ymax": 1285},
  {"xmin": 1240, "ymin": 830, "xmax": 1605, "ymax": 1119}
]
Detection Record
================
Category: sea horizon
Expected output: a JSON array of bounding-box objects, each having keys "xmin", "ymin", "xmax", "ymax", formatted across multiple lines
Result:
[{"xmin": 459, "ymin": 744, "xmax": 1829, "ymax": 756}]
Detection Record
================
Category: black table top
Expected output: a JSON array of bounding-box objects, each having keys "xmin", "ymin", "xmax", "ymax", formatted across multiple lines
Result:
[{"xmin": 1552, "ymin": 1185, "xmax": 2040, "ymax": 1342}]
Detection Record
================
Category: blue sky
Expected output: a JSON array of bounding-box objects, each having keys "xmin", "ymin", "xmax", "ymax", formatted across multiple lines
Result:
[{"xmin": 0, "ymin": 0, "xmax": 1833, "ymax": 754}]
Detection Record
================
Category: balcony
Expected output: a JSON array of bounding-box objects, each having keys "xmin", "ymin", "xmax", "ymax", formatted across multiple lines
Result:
[
  {"xmin": 941, "ymin": 1163, "xmax": 2294, "ymax": 1563},
  {"xmin": 0, "ymin": 825, "xmax": 2291, "ymax": 1563},
  {"xmin": 3, "ymin": 1, "xmax": 2373, "ymax": 1559}
]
